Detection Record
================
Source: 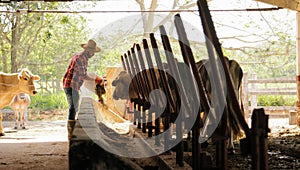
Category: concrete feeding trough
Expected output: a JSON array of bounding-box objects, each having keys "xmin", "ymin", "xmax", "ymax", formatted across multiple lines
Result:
[{"xmin": 69, "ymin": 67, "xmax": 191, "ymax": 169}]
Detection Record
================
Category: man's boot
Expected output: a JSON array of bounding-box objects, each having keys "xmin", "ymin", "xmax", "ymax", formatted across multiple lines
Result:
[{"xmin": 67, "ymin": 120, "xmax": 76, "ymax": 141}]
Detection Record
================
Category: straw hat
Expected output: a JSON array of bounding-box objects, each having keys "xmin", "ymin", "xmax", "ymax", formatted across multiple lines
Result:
[{"xmin": 81, "ymin": 39, "xmax": 101, "ymax": 52}]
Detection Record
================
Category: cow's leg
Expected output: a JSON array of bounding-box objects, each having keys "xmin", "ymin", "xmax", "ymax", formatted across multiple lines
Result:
[
  {"xmin": 20, "ymin": 110, "xmax": 26, "ymax": 129},
  {"xmin": 14, "ymin": 111, "xmax": 19, "ymax": 129},
  {"xmin": 0, "ymin": 113, "xmax": 4, "ymax": 136},
  {"xmin": 227, "ymin": 130, "xmax": 235, "ymax": 154}
]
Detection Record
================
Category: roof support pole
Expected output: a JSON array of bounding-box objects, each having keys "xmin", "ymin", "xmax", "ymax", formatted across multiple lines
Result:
[{"xmin": 296, "ymin": 11, "xmax": 300, "ymax": 127}]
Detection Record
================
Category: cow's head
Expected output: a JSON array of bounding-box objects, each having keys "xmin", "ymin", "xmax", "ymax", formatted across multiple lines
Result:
[
  {"xmin": 95, "ymin": 84, "xmax": 106, "ymax": 104},
  {"xmin": 112, "ymin": 71, "xmax": 133, "ymax": 100},
  {"xmin": 18, "ymin": 68, "xmax": 40, "ymax": 96}
]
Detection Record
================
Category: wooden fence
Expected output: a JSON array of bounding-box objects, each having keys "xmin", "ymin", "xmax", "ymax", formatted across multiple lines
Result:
[{"xmin": 242, "ymin": 73, "xmax": 297, "ymax": 118}]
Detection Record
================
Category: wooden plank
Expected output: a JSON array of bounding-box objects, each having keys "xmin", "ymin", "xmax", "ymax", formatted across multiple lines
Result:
[
  {"xmin": 249, "ymin": 106, "xmax": 296, "ymax": 111},
  {"xmin": 248, "ymin": 78, "xmax": 295, "ymax": 83},
  {"xmin": 249, "ymin": 91, "xmax": 297, "ymax": 95},
  {"xmin": 255, "ymin": 0, "xmax": 300, "ymax": 11},
  {"xmin": 253, "ymin": 87, "xmax": 296, "ymax": 91}
]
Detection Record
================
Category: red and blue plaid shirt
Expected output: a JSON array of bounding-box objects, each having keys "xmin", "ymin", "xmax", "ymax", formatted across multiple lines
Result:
[{"xmin": 63, "ymin": 51, "xmax": 88, "ymax": 91}]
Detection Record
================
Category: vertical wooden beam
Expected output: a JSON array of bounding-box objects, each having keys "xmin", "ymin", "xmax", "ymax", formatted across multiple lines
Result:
[
  {"xmin": 242, "ymin": 73, "xmax": 249, "ymax": 119},
  {"xmin": 296, "ymin": 12, "xmax": 300, "ymax": 127}
]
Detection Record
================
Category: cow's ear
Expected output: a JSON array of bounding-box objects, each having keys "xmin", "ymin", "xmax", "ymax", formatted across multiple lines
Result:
[{"xmin": 33, "ymin": 75, "xmax": 40, "ymax": 81}]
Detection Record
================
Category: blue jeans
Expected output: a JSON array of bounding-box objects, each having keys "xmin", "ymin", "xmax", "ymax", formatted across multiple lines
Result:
[{"xmin": 64, "ymin": 88, "xmax": 79, "ymax": 120}]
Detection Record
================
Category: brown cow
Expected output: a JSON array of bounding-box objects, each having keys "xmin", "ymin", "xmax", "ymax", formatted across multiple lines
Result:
[
  {"xmin": 10, "ymin": 93, "xmax": 31, "ymax": 129},
  {"xmin": 112, "ymin": 68, "xmax": 181, "ymax": 128},
  {"xmin": 112, "ymin": 57, "xmax": 244, "ymax": 152},
  {"xmin": 82, "ymin": 73, "xmax": 106, "ymax": 104},
  {"xmin": 198, "ymin": 57, "xmax": 244, "ymax": 152},
  {"xmin": 112, "ymin": 71, "xmax": 136, "ymax": 100},
  {"xmin": 0, "ymin": 68, "xmax": 40, "ymax": 136},
  {"xmin": 95, "ymin": 84, "xmax": 106, "ymax": 104}
]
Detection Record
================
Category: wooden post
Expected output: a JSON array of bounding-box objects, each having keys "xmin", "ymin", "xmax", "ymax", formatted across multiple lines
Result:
[
  {"xmin": 296, "ymin": 12, "xmax": 300, "ymax": 127},
  {"xmin": 105, "ymin": 66, "xmax": 126, "ymax": 116},
  {"xmin": 242, "ymin": 72, "xmax": 249, "ymax": 119},
  {"xmin": 250, "ymin": 74, "xmax": 258, "ymax": 114},
  {"xmin": 251, "ymin": 108, "xmax": 269, "ymax": 170}
]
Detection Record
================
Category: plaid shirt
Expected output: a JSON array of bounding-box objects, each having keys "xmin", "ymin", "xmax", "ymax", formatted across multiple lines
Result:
[{"xmin": 63, "ymin": 52, "xmax": 88, "ymax": 91}]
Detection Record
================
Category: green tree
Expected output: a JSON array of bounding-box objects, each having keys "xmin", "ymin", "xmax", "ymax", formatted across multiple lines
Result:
[
  {"xmin": 214, "ymin": 8, "xmax": 296, "ymax": 78},
  {"xmin": 0, "ymin": 1, "xmax": 90, "ymax": 92}
]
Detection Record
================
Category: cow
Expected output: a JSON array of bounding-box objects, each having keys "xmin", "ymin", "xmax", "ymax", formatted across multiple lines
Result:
[
  {"xmin": 112, "ymin": 68, "xmax": 182, "ymax": 132},
  {"xmin": 112, "ymin": 68, "xmax": 179, "ymax": 113},
  {"xmin": 81, "ymin": 73, "xmax": 106, "ymax": 104},
  {"xmin": 95, "ymin": 84, "xmax": 106, "ymax": 104},
  {"xmin": 112, "ymin": 70, "xmax": 136, "ymax": 100},
  {"xmin": 197, "ymin": 57, "xmax": 244, "ymax": 152},
  {"xmin": 0, "ymin": 68, "xmax": 40, "ymax": 136},
  {"xmin": 112, "ymin": 57, "xmax": 244, "ymax": 151},
  {"xmin": 9, "ymin": 93, "xmax": 31, "ymax": 129}
]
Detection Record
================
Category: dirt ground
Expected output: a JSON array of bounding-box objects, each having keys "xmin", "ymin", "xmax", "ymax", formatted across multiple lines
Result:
[
  {"xmin": 0, "ymin": 110, "xmax": 68, "ymax": 170},
  {"xmin": 0, "ymin": 109, "xmax": 299, "ymax": 170}
]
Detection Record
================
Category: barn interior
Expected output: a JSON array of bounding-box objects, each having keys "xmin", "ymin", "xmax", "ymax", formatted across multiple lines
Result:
[
  {"xmin": 69, "ymin": 0, "xmax": 300, "ymax": 169},
  {"xmin": 0, "ymin": 0, "xmax": 299, "ymax": 170}
]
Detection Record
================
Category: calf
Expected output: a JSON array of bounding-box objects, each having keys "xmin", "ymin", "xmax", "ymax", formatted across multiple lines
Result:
[
  {"xmin": 0, "ymin": 68, "xmax": 40, "ymax": 136},
  {"xmin": 10, "ymin": 93, "xmax": 31, "ymax": 129}
]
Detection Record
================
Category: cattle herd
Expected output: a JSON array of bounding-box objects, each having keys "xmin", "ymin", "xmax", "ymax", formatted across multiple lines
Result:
[
  {"xmin": 109, "ymin": 1, "xmax": 269, "ymax": 168},
  {"xmin": 0, "ymin": 0, "xmax": 271, "ymax": 169}
]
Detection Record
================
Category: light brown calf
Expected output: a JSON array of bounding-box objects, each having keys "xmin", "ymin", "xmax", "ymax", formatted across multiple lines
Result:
[{"xmin": 10, "ymin": 93, "xmax": 31, "ymax": 129}]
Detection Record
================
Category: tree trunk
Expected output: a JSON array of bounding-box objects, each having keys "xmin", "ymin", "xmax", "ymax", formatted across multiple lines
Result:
[
  {"xmin": 11, "ymin": 13, "xmax": 20, "ymax": 73},
  {"xmin": 1, "ymin": 40, "xmax": 8, "ymax": 72},
  {"xmin": 145, "ymin": 0, "xmax": 157, "ymax": 35}
]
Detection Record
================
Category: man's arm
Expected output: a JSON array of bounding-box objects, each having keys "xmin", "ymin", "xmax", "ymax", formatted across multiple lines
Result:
[{"xmin": 84, "ymin": 73, "xmax": 103, "ymax": 85}]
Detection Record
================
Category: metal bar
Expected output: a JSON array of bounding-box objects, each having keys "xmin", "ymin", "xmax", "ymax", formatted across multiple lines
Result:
[
  {"xmin": 138, "ymin": 42, "xmax": 162, "ymax": 142},
  {"xmin": 173, "ymin": 15, "xmax": 210, "ymax": 117},
  {"xmin": 131, "ymin": 48, "xmax": 152, "ymax": 137},
  {"xmin": 173, "ymin": 14, "xmax": 210, "ymax": 170},
  {"xmin": 149, "ymin": 34, "xmax": 175, "ymax": 152},
  {"xmin": 160, "ymin": 26, "xmax": 198, "ymax": 167},
  {"xmin": 124, "ymin": 53, "xmax": 141, "ymax": 128},
  {"xmin": 149, "ymin": 34, "xmax": 177, "ymax": 111},
  {"xmin": 127, "ymin": 51, "xmax": 145, "ymax": 101},
  {"xmin": 121, "ymin": 55, "xmax": 127, "ymax": 71},
  {"xmin": 197, "ymin": 0, "xmax": 251, "ymax": 138},
  {"xmin": 129, "ymin": 49, "xmax": 148, "ymax": 133},
  {"xmin": 131, "ymin": 48, "xmax": 149, "ymax": 102},
  {"xmin": 150, "ymin": 33, "xmax": 187, "ymax": 166},
  {"xmin": 159, "ymin": 25, "xmax": 196, "ymax": 119}
]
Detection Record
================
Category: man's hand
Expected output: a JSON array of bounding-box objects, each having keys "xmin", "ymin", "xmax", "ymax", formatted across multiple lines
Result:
[{"xmin": 95, "ymin": 76, "xmax": 103, "ymax": 85}]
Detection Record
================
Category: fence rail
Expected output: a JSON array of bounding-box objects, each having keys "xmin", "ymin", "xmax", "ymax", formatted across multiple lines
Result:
[{"xmin": 242, "ymin": 73, "xmax": 297, "ymax": 118}]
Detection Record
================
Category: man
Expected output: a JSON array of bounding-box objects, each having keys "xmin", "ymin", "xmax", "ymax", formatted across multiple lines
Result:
[{"xmin": 63, "ymin": 39, "xmax": 103, "ymax": 140}]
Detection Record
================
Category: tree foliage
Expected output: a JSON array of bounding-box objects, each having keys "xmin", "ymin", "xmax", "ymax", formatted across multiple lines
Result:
[
  {"xmin": 0, "ymin": 0, "xmax": 296, "ymax": 94},
  {"xmin": 213, "ymin": 8, "xmax": 296, "ymax": 78},
  {"xmin": 0, "ymin": 1, "xmax": 90, "ymax": 92}
]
